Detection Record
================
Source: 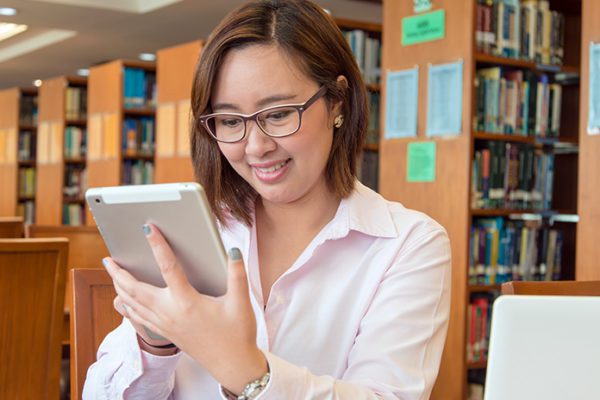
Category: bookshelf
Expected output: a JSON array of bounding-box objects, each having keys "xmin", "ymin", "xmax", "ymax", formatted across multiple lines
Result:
[
  {"xmin": 155, "ymin": 40, "xmax": 203, "ymax": 183},
  {"xmin": 335, "ymin": 18, "xmax": 382, "ymax": 192},
  {"xmin": 576, "ymin": 0, "xmax": 600, "ymax": 281},
  {"xmin": 380, "ymin": 0, "xmax": 586, "ymax": 398},
  {"xmin": 86, "ymin": 59, "xmax": 157, "ymax": 225},
  {"xmin": 0, "ymin": 87, "xmax": 38, "ymax": 224},
  {"xmin": 36, "ymin": 76, "xmax": 87, "ymax": 226}
]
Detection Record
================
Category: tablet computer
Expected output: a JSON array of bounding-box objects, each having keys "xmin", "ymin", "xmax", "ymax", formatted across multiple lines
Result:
[{"xmin": 86, "ymin": 182, "xmax": 227, "ymax": 297}]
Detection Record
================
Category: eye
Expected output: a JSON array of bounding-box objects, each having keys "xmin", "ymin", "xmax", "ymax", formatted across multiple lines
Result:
[
  {"xmin": 265, "ymin": 109, "xmax": 293, "ymax": 121},
  {"xmin": 219, "ymin": 118, "xmax": 242, "ymax": 128}
]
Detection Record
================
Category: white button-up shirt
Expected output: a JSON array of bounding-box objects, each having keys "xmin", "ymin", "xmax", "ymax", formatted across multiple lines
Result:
[{"xmin": 83, "ymin": 182, "xmax": 451, "ymax": 400}]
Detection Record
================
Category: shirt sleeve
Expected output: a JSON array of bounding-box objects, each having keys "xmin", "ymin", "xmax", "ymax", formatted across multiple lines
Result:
[
  {"xmin": 82, "ymin": 318, "xmax": 183, "ymax": 400},
  {"xmin": 221, "ymin": 227, "xmax": 451, "ymax": 400}
]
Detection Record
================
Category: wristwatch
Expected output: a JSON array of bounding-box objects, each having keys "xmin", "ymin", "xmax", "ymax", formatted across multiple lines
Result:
[{"xmin": 223, "ymin": 371, "xmax": 270, "ymax": 400}]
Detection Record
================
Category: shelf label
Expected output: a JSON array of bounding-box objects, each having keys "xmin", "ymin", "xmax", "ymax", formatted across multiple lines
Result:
[
  {"xmin": 402, "ymin": 9, "xmax": 445, "ymax": 46},
  {"xmin": 407, "ymin": 141, "xmax": 436, "ymax": 182}
]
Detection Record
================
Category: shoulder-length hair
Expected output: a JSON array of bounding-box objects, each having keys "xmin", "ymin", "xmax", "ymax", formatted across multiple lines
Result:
[{"xmin": 190, "ymin": 0, "xmax": 368, "ymax": 227}]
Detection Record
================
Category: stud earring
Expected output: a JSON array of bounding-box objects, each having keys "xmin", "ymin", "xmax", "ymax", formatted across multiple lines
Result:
[{"xmin": 334, "ymin": 115, "xmax": 344, "ymax": 128}]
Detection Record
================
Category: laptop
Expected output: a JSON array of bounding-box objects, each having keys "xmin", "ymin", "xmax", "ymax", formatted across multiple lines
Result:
[{"xmin": 484, "ymin": 295, "xmax": 600, "ymax": 400}]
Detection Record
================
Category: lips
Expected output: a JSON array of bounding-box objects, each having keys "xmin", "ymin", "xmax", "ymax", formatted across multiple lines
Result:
[{"xmin": 251, "ymin": 158, "xmax": 292, "ymax": 183}]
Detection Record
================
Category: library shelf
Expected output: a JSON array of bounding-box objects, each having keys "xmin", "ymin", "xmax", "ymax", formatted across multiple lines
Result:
[
  {"xmin": 18, "ymin": 160, "xmax": 36, "ymax": 167},
  {"xmin": 64, "ymin": 157, "xmax": 86, "ymax": 165},
  {"xmin": 363, "ymin": 143, "xmax": 379, "ymax": 152},
  {"xmin": 467, "ymin": 360, "xmax": 488, "ymax": 370},
  {"xmin": 366, "ymin": 83, "xmax": 381, "ymax": 92},
  {"xmin": 474, "ymin": 52, "xmax": 579, "ymax": 75},
  {"xmin": 124, "ymin": 107, "xmax": 155, "ymax": 117},
  {"xmin": 468, "ymin": 284, "xmax": 501, "ymax": 293}
]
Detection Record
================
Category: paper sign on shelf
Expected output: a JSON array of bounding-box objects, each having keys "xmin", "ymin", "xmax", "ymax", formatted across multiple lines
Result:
[
  {"xmin": 426, "ymin": 60, "xmax": 463, "ymax": 137},
  {"xmin": 88, "ymin": 114, "xmax": 102, "ymax": 161},
  {"xmin": 177, "ymin": 100, "xmax": 192, "ymax": 157},
  {"xmin": 407, "ymin": 141, "xmax": 436, "ymax": 182},
  {"xmin": 402, "ymin": 9, "xmax": 445, "ymax": 46},
  {"xmin": 49, "ymin": 121, "xmax": 62, "ymax": 164},
  {"xmin": 103, "ymin": 113, "xmax": 119, "ymax": 159},
  {"xmin": 588, "ymin": 42, "xmax": 600, "ymax": 135},
  {"xmin": 384, "ymin": 67, "xmax": 419, "ymax": 139},
  {"xmin": 38, "ymin": 122, "xmax": 50, "ymax": 164},
  {"xmin": 157, "ymin": 102, "xmax": 176, "ymax": 157}
]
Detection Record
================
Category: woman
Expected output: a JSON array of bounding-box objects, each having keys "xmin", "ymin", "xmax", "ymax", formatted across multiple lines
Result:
[{"xmin": 84, "ymin": 1, "xmax": 451, "ymax": 399}]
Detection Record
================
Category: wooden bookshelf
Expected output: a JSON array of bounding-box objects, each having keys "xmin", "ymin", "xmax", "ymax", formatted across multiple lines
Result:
[
  {"xmin": 576, "ymin": 0, "xmax": 600, "ymax": 280},
  {"xmin": 381, "ymin": 1, "xmax": 585, "ymax": 398},
  {"xmin": 0, "ymin": 87, "xmax": 38, "ymax": 224},
  {"xmin": 86, "ymin": 59, "xmax": 157, "ymax": 225},
  {"xmin": 335, "ymin": 18, "xmax": 382, "ymax": 191},
  {"xmin": 36, "ymin": 76, "xmax": 87, "ymax": 225},
  {"xmin": 154, "ymin": 40, "xmax": 203, "ymax": 183}
]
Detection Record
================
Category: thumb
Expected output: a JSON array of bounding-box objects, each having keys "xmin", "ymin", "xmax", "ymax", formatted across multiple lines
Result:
[{"xmin": 226, "ymin": 247, "xmax": 250, "ymax": 301}]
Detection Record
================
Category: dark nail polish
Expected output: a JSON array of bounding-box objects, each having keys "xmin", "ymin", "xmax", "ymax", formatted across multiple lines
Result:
[{"xmin": 228, "ymin": 247, "xmax": 242, "ymax": 261}]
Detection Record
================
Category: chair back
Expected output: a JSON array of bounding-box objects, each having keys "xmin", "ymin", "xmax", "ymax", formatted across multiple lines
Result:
[
  {"xmin": 0, "ymin": 216, "xmax": 24, "ymax": 238},
  {"xmin": 0, "ymin": 238, "xmax": 68, "ymax": 400},
  {"xmin": 70, "ymin": 268, "xmax": 121, "ymax": 400},
  {"xmin": 501, "ymin": 280, "xmax": 600, "ymax": 296}
]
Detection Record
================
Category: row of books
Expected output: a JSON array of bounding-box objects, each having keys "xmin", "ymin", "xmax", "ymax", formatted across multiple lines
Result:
[
  {"xmin": 476, "ymin": 0, "xmax": 565, "ymax": 65},
  {"xmin": 19, "ymin": 94, "xmax": 38, "ymax": 126},
  {"xmin": 65, "ymin": 86, "xmax": 87, "ymax": 121},
  {"xmin": 469, "ymin": 218, "xmax": 564, "ymax": 285},
  {"xmin": 18, "ymin": 168, "xmax": 36, "ymax": 197},
  {"xmin": 366, "ymin": 91, "xmax": 380, "ymax": 145},
  {"xmin": 63, "ymin": 166, "xmax": 87, "ymax": 200},
  {"xmin": 467, "ymin": 293, "xmax": 494, "ymax": 363},
  {"xmin": 475, "ymin": 67, "xmax": 562, "ymax": 137},
  {"xmin": 17, "ymin": 201, "xmax": 35, "ymax": 225},
  {"xmin": 359, "ymin": 151, "xmax": 378, "ymax": 192},
  {"xmin": 123, "ymin": 67, "xmax": 157, "ymax": 109},
  {"xmin": 342, "ymin": 29, "xmax": 381, "ymax": 84},
  {"xmin": 123, "ymin": 160, "xmax": 154, "ymax": 185},
  {"xmin": 471, "ymin": 142, "xmax": 555, "ymax": 210},
  {"xmin": 18, "ymin": 131, "xmax": 36, "ymax": 161},
  {"xmin": 62, "ymin": 204, "xmax": 85, "ymax": 226},
  {"xmin": 123, "ymin": 117, "xmax": 155, "ymax": 156},
  {"xmin": 64, "ymin": 127, "xmax": 86, "ymax": 159}
]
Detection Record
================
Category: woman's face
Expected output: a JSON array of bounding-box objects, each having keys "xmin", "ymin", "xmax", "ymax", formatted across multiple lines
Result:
[{"xmin": 211, "ymin": 44, "xmax": 338, "ymax": 207}]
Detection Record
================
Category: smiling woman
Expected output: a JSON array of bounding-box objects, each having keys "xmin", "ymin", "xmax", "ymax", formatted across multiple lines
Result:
[{"xmin": 82, "ymin": 1, "xmax": 451, "ymax": 399}]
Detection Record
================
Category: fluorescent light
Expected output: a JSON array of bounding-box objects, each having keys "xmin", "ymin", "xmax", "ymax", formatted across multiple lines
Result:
[
  {"xmin": 77, "ymin": 68, "xmax": 89, "ymax": 76},
  {"xmin": 139, "ymin": 52, "xmax": 156, "ymax": 61},
  {"xmin": 0, "ymin": 23, "xmax": 27, "ymax": 42},
  {"xmin": 0, "ymin": 7, "xmax": 18, "ymax": 16},
  {"xmin": 0, "ymin": 29, "xmax": 76, "ymax": 63},
  {"xmin": 33, "ymin": 79, "xmax": 42, "ymax": 87}
]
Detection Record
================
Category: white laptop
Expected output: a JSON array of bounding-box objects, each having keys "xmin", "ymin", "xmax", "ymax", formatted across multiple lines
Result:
[{"xmin": 484, "ymin": 295, "xmax": 600, "ymax": 400}]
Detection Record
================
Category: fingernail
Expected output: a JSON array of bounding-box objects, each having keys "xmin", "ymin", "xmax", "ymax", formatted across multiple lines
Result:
[
  {"xmin": 102, "ymin": 258, "xmax": 109, "ymax": 268},
  {"xmin": 228, "ymin": 247, "xmax": 242, "ymax": 261},
  {"xmin": 143, "ymin": 224, "xmax": 151, "ymax": 236}
]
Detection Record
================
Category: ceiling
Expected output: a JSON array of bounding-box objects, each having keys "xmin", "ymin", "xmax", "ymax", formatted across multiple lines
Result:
[{"xmin": 0, "ymin": 0, "xmax": 382, "ymax": 90}]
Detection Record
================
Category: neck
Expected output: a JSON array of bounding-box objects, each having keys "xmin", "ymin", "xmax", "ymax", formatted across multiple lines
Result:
[{"xmin": 256, "ymin": 179, "xmax": 341, "ymax": 234}]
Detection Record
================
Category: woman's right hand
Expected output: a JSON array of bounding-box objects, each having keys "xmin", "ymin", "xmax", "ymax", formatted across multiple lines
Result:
[{"xmin": 113, "ymin": 295, "xmax": 178, "ymax": 356}]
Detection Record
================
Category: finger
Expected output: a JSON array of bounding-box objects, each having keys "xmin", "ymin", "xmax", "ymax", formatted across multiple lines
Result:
[
  {"xmin": 122, "ymin": 301, "xmax": 167, "ymax": 340},
  {"xmin": 113, "ymin": 295, "xmax": 129, "ymax": 318},
  {"xmin": 103, "ymin": 257, "xmax": 159, "ymax": 307},
  {"xmin": 143, "ymin": 224, "xmax": 191, "ymax": 295},
  {"xmin": 112, "ymin": 278, "xmax": 165, "ymax": 328},
  {"xmin": 226, "ymin": 247, "xmax": 250, "ymax": 303}
]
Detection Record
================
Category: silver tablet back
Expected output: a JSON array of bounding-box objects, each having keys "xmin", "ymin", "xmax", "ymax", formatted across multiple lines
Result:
[{"xmin": 86, "ymin": 182, "xmax": 227, "ymax": 297}]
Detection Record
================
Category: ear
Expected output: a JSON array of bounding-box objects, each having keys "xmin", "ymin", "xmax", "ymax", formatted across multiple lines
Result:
[{"xmin": 331, "ymin": 75, "xmax": 348, "ymax": 116}]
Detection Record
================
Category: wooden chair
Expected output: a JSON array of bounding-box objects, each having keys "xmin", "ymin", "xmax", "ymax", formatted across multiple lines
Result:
[
  {"xmin": 0, "ymin": 238, "xmax": 69, "ymax": 400},
  {"xmin": 0, "ymin": 216, "xmax": 24, "ymax": 238},
  {"xmin": 26, "ymin": 225, "xmax": 110, "ymax": 343},
  {"xmin": 501, "ymin": 280, "xmax": 600, "ymax": 296},
  {"xmin": 70, "ymin": 268, "xmax": 121, "ymax": 400}
]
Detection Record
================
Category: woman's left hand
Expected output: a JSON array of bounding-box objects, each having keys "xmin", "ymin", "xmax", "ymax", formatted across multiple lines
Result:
[{"xmin": 103, "ymin": 223, "xmax": 268, "ymax": 394}]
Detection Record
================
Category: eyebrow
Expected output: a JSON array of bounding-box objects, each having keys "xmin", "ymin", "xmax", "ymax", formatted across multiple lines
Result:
[{"xmin": 212, "ymin": 93, "xmax": 299, "ymax": 112}]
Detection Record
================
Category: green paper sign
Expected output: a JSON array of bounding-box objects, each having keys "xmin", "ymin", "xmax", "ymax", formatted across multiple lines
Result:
[
  {"xmin": 407, "ymin": 142, "xmax": 436, "ymax": 182},
  {"xmin": 402, "ymin": 9, "xmax": 445, "ymax": 46}
]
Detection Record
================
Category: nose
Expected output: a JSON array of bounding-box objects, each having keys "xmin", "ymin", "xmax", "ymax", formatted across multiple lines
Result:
[{"xmin": 244, "ymin": 119, "xmax": 277, "ymax": 158}]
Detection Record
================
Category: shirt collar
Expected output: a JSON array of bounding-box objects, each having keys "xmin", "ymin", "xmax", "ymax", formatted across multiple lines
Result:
[{"xmin": 327, "ymin": 180, "xmax": 398, "ymax": 240}]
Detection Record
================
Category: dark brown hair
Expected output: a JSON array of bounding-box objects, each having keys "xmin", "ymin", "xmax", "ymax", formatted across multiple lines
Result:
[{"xmin": 190, "ymin": 0, "xmax": 368, "ymax": 226}]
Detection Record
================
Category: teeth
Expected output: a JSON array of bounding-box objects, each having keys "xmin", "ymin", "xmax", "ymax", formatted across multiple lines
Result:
[{"xmin": 257, "ymin": 160, "xmax": 288, "ymax": 173}]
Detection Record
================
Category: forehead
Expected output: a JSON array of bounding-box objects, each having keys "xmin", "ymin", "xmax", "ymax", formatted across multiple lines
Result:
[{"xmin": 212, "ymin": 44, "xmax": 314, "ymax": 99}]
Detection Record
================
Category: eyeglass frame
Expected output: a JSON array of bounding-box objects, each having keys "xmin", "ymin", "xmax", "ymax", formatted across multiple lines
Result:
[{"xmin": 198, "ymin": 86, "xmax": 328, "ymax": 143}]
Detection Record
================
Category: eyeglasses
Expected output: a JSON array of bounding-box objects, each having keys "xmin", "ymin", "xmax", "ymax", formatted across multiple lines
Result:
[{"xmin": 199, "ymin": 86, "xmax": 327, "ymax": 143}]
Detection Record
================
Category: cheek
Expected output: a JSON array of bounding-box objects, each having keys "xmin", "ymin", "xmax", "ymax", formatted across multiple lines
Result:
[{"xmin": 218, "ymin": 143, "xmax": 245, "ymax": 165}]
